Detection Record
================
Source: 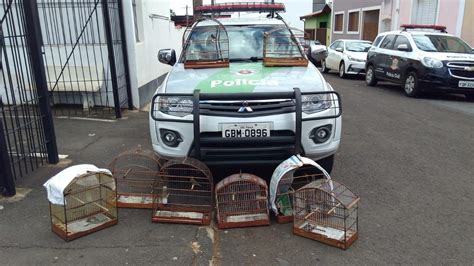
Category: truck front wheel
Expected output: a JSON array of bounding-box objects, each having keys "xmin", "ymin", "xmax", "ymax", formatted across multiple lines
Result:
[{"xmin": 316, "ymin": 155, "xmax": 335, "ymax": 174}]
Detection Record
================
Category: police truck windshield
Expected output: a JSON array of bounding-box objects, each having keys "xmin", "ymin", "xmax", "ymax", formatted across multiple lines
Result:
[
  {"xmin": 412, "ymin": 35, "xmax": 473, "ymax": 54},
  {"xmin": 186, "ymin": 25, "xmax": 302, "ymax": 61}
]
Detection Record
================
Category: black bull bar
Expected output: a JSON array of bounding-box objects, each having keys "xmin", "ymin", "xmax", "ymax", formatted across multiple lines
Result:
[{"xmin": 151, "ymin": 88, "xmax": 342, "ymax": 165}]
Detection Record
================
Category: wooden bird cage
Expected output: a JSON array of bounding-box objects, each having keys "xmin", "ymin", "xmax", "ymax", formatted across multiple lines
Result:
[
  {"xmin": 109, "ymin": 148, "xmax": 165, "ymax": 209},
  {"xmin": 215, "ymin": 173, "xmax": 270, "ymax": 229},
  {"xmin": 274, "ymin": 165, "xmax": 325, "ymax": 224},
  {"xmin": 263, "ymin": 26, "xmax": 308, "ymax": 67},
  {"xmin": 48, "ymin": 168, "xmax": 117, "ymax": 241},
  {"xmin": 152, "ymin": 157, "xmax": 213, "ymax": 225},
  {"xmin": 182, "ymin": 18, "xmax": 229, "ymax": 69},
  {"xmin": 293, "ymin": 179, "xmax": 360, "ymax": 250}
]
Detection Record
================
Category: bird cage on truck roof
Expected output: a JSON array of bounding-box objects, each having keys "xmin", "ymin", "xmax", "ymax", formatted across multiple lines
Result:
[
  {"xmin": 293, "ymin": 179, "xmax": 360, "ymax": 250},
  {"xmin": 109, "ymin": 148, "xmax": 165, "ymax": 209},
  {"xmin": 182, "ymin": 18, "xmax": 230, "ymax": 69},
  {"xmin": 215, "ymin": 173, "xmax": 270, "ymax": 229},
  {"xmin": 152, "ymin": 157, "xmax": 213, "ymax": 225},
  {"xmin": 263, "ymin": 26, "xmax": 308, "ymax": 67},
  {"xmin": 44, "ymin": 165, "xmax": 118, "ymax": 241}
]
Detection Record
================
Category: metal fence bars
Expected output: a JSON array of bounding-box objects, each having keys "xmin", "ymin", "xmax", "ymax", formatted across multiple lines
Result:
[
  {"xmin": 181, "ymin": 18, "xmax": 229, "ymax": 69},
  {"xmin": 215, "ymin": 173, "xmax": 270, "ymax": 229},
  {"xmin": 37, "ymin": 0, "xmax": 132, "ymax": 118},
  {"xmin": 152, "ymin": 157, "xmax": 213, "ymax": 225},
  {"xmin": 274, "ymin": 165, "xmax": 325, "ymax": 224},
  {"xmin": 263, "ymin": 26, "xmax": 308, "ymax": 67},
  {"xmin": 109, "ymin": 148, "xmax": 165, "ymax": 209},
  {"xmin": 0, "ymin": 0, "xmax": 59, "ymax": 190},
  {"xmin": 49, "ymin": 171, "xmax": 117, "ymax": 241},
  {"xmin": 293, "ymin": 179, "xmax": 359, "ymax": 250}
]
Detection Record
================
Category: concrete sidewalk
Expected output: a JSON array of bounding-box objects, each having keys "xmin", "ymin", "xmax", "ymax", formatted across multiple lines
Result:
[{"xmin": 0, "ymin": 111, "xmax": 214, "ymax": 265}]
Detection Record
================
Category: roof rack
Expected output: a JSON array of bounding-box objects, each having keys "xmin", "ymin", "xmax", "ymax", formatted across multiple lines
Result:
[
  {"xmin": 400, "ymin": 24, "xmax": 447, "ymax": 33},
  {"xmin": 195, "ymin": 2, "xmax": 286, "ymax": 14}
]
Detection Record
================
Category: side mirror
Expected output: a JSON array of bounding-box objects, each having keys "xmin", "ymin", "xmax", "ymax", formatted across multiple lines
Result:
[
  {"xmin": 335, "ymin": 47, "xmax": 344, "ymax": 53},
  {"xmin": 158, "ymin": 49, "xmax": 176, "ymax": 66},
  {"xmin": 397, "ymin": 44, "xmax": 411, "ymax": 52}
]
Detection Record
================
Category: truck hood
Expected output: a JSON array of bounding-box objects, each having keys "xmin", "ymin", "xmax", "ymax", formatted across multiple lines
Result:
[{"xmin": 164, "ymin": 62, "xmax": 327, "ymax": 94}]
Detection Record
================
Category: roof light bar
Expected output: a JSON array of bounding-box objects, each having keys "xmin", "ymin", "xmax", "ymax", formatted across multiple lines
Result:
[
  {"xmin": 195, "ymin": 2, "xmax": 286, "ymax": 13},
  {"xmin": 400, "ymin": 24, "xmax": 447, "ymax": 33}
]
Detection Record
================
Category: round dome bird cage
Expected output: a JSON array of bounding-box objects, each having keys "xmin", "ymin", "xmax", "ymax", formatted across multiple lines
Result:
[
  {"xmin": 263, "ymin": 26, "xmax": 308, "ymax": 67},
  {"xmin": 270, "ymin": 155, "xmax": 330, "ymax": 224},
  {"xmin": 293, "ymin": 179, "xmax": 360, "ymax": 250},
  {"xmin": 44, "ymin": 165, "xmax": 118, "ymax": 241},
  {"xmin": 152, "ymin": 157, "xmax": 213, "ymax": 225},
  {"xmin": 109, "ymin": 148, "xmax": 165, "ymax": 209},
  {"xmin": 215, "ymin": 173, "xmax": 270, "ymax": 229},
  {"xmin": 182, "ymin": 18, "xmax": 229, "ymax": 69}
]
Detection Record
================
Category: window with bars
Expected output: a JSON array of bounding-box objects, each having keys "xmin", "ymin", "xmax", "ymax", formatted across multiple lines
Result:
[{"xmin": 411, "ymin": 0, "xmax": 439, "ymax": 25}]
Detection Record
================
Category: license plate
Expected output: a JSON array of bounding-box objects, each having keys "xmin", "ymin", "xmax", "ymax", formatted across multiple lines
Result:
[
  {"xmin": 459, "ymin": 81, "xmax": 474, "ymax": 88},
  {"xmin": 222, "ymin": 123, "xmax": 271, "ymax": 138}
]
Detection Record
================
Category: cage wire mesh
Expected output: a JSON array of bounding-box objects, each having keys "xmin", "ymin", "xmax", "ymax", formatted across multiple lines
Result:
[
  {"xmin": 182, "ymin": 18, "xmax": 230, "ymax": 69},
  {"xmin": 274, "ymin": 165, "xmax": 325, "ymax": 224},
  {"xmin": 293, "ymin": 179, "xmax": 359, "ymax": 250},
  {"xmin": 263, "ymin": 26, "xmax": 308, "ymax": 67},
  {"xmin": 215, "ymin": 173, "xmax": 270, "ymax": 229},
  {"xmin": 109, "ymin": 148, "xmax": 165, "ymax": 209},
  {"xmin": 49, "ymin": 172, "xmax": 117, "ymax": 241},
  {"xmin": 152, "ymin": 157, "xmax": 213, "ymax": 225}
]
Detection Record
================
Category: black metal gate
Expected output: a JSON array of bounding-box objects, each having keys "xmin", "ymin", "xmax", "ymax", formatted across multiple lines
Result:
[
  {"xmin": 1, "ymin": 0, "xmax": 131, "ymax": 196},
  {"xmin": 38, "ymin": 0, "xmax": 132, "ymax": 118},
  {"xmin": 0, "ymin": 0, "xmax": 58, "ymax": 196}
]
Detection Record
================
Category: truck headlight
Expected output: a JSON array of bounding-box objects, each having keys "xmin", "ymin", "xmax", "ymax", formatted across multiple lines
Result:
[
  {"xmin": 421, "ymin": 57, "xmax": 443, "ymax": 69},
  {"xmin": 301, "ymin": 94, "xmax": 332, "ymax": 114},
  {"xmin": 158, "ymin": 96, "xmax": 193, "ymax": 117}
]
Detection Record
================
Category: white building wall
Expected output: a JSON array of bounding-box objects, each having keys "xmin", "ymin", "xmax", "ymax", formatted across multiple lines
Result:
[{"xmin": 123, "ymin": 0, "xmax": 183, "ymax": 108}]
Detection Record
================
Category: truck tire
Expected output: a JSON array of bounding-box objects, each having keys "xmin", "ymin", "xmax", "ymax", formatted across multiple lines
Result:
[
  {"xmin": 403, "ymin": 71, "xmax": 422, "ymax": 98},
  {"xmin": 316, "ymin": 155, "xmax": 335, "ymax": 174},
  {"xmin": 365, "ymin": 65, "xmax": 377, "ymax": 86},
  {"xmin": 321, "ymin": 60, "xmax": 330, "ymax": 73}
]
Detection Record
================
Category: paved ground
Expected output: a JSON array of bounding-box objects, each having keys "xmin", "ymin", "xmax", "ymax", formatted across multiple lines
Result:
[{"xmin": 1, "ymin": 73, "xmax": 473, "ymax": 265}]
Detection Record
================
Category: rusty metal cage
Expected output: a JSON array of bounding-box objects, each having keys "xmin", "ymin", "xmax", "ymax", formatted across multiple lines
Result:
[
  {"xmin": 182, "ymin": 18, "xmax": 230, "ymax": 69},
  {"xmin": 274, "ymin": 165, "xmax": 325, "ymax": 224},
  {"xmin": 293, "ymin": 179, "xmax": 360, "ymax": 250},
  {"xmin": 215, "ymin": 173, "xmax": 270, "ymax": 229},
  {"xmin": 152, "ymin": 158, "xmax": 213, "ymax": 225},
  {"xmin": 109, "ymin": 148, "xmax": 165, "ymax": 209},
  {"xmin": 263, "ymin": 26, "xmax": 308, "ymax": 67},
  {"xmin": 49, "ymin": 171, "xmax": 117, "ymax": 241}
]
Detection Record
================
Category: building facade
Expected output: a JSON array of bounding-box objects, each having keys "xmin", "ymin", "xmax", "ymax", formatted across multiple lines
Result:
[
  {"xmin": 331, "ymin": 0, "xmax": 473, "ymax": 46},
  {"xmin": 123, "ymin": 0, "xmax": 183, "ymax": 109},
  {"xmin": 300, "ymin": 4, "xmax": 332, "ymax": 45}
]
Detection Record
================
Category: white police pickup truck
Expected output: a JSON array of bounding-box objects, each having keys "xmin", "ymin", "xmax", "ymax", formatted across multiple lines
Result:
[{"xmin": 149, "ymin": 16, "xmax": 341, "ymax": 172}]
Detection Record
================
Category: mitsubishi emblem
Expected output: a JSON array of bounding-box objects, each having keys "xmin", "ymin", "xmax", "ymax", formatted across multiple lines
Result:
[{"xmin": 238, "ymin": 101, "xmax": 253, "ymax": 113}]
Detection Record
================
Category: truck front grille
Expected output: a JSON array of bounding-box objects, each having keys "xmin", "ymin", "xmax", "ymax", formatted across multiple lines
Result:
[{"xmin": 199, "ymin": 99, "xmax": 295, "ymax": 117}]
